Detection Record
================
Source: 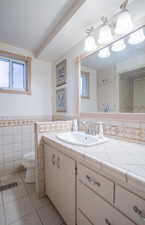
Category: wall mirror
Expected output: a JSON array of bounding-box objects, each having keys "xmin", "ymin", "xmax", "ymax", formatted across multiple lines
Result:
[{"xmin": 80, "ymin": 25, "xmax": 145, "ymax": 114}]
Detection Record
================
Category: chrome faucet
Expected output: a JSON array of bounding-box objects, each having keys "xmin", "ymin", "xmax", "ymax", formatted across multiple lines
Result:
[{"xmin": 79, "ymin": 120, "xmax": 104, "ymax": 137}]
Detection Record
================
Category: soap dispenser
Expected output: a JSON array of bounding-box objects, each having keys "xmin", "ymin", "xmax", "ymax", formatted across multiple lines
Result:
[
  {"xmin": 98, "ymin": 122, "xmax": 104, "ymax": 139},
  {"xmin": 72, "ymin": 119, "xmax": 78, "ymax": 132}
]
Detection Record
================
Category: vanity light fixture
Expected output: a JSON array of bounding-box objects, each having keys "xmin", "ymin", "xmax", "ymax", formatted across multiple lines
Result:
[
  {"xmin": 98, "ymin": 17, "xmax": 113, "ymax": 45},
  {"xmin": 115, "ymin": 0, "xmax": 133, "ymax": 35},
  {"xmin": 98, "ymin": 47, "xmax": 110, "ymax": 58},
  {"xmin": 111, "ymin": 39, "xmax": 126, "ymax": 52},
  {"xmin": 128, "ymin": 28, "xmax": 145, "ymax": 45},
  {"xmin": 84, "ymin": 27, "xmax": 96, "ymax": 52}
]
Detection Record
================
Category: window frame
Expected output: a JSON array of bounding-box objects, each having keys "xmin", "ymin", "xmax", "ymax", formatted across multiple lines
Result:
[
  {"xmin": 80, "ymin": 71, "xmax": 90, "ymax": 99},
  {"xmin": 0, "ymin": 50, "xmax": 31, "ymax": 95}
]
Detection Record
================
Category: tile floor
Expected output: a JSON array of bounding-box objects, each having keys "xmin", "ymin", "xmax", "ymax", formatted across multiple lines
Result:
[{"xmin": 0, "ymin": 171, "xmax": 65, "ymax": 225}]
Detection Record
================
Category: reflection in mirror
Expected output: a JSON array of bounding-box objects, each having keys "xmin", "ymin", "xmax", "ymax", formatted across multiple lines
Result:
[{"xmin": 80, "ymin": 26, "xmax": 145, "ymax": 113}]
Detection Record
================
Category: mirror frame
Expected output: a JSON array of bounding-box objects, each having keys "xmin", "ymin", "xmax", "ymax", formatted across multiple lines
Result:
[{"xmin": 76, "ymin": 18, "xmax": 145, "ymax": 121}]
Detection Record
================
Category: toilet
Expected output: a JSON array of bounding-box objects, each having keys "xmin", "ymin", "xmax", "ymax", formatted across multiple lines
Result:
[{"xmin": 23, "ymin": 152, "xmax": 35, "ymax": 183}]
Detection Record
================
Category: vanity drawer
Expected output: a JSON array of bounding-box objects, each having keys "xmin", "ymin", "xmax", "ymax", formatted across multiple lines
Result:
[
  {"xmin": 116, "ymin": 185, "xmax": 145, "ymax": 225},
  {"xmin": 78, "ymin": 164, "xmax": 114, "ymax": 203},
  {"xmin": 78, "ymin": 181, "xmax": 134, "ymax": 225}
]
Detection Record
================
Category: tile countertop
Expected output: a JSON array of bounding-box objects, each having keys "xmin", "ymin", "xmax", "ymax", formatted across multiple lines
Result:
[{"xmin": 42, "ymin": 133, "xmax": 145, "ymax": 192}]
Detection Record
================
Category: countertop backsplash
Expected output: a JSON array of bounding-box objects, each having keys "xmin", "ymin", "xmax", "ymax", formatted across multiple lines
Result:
[{"xmin": 79, "ymin": 119, "xmax": 145, "ymax": 143}]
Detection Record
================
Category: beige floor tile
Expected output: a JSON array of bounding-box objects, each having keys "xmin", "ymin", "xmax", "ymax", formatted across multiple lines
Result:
[
  {"xmin": 5, "ymin": 196, "xmax": 33, "ymax": 225},
  {"xmin": 10, "ymin": 212, "xmax": 42, "ymax": 225},
  {"xmin": 3, "ymin": 183, "xmax": 27, "ymax": 204},
  {"xmin": 24, "ymin": 183, "xmax": 36, "ymax": 195},
  {"xmin": 38, "ymin": 204, "xmax": 63, "ymax": 225},
  {"xmin": 30, "ymin": 193, "xmax": 50, "ymax": 210}
]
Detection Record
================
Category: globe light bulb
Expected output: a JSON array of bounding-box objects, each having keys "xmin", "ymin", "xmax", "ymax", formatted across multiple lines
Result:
[
  {"xmin": 98, "ymin": 24, "xmax": 113, "ymax": 45},
  {"xmin": 112, "ymin": 39, "xmax": 126, "ymax": 52},
  {"xmin": 128, "ymin": 28, "xmax": 145, "ymax": 45},
  {"xmin": 98, "ymin": 47, "xmax": 110, "ymax": 58},
  {"xmin": 115, "ymin": 9, "xmax": 133, "ymax": 35},
  {"xmin": 84, "ymin": 35, "xmax": 96, "ymax": 52}
]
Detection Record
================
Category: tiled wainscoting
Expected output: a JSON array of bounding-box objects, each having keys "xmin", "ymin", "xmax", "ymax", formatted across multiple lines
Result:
[
  {"xmin": 79, "ymin": 119, "xmax": 145, "ymax": 143},
  {"xmin": 0, "ymin": 116, "xmax": 51, "ymax": 176},
  {"xmin": 35, "ymin": 120, "xmax": 73, "ymax": 197}
]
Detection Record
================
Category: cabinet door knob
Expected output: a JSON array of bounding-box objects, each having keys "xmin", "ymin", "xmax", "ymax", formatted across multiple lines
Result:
[
  {"xmin": 51, "ymin": 154, "xmax": 55, "ymax": 165},
  {"xmin": 133, "ymin": 206, "xmax": 145, "ymax": 221},
  {"xmin": 105, "ymin": 218, "xmax": 112, "ymax": 225},
  {"xmin": 57, "ymin": 156, "xmax": 60, "ymax": 169}
]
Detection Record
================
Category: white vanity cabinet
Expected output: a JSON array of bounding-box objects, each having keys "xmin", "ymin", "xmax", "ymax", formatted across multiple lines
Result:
[
  {"xmin": 77, "ymin": 164, "xmax": 135, "ymax": 225},
  {"xmin": 44, "ymin": 144, "xmax": 76, "ymax": 225},
  {"xmin": 43, "ymin": 137, "xmax": 145, "ymax": 225},
  {"xmin": 78, "ymin": 164, "xmax": 114, "ymax": 203},
  {"xmin": 78, "ymin": 181, "xmax": 135, "ymax": 225},
  {"xmin": 116, "ymin": 185, "xmax": 145, "ymax": 225}
]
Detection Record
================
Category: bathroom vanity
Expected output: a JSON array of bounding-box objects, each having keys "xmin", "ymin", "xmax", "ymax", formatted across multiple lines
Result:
[{"xmin": 43, "ymin": 133, "xmax": 145, "ymax": 225}]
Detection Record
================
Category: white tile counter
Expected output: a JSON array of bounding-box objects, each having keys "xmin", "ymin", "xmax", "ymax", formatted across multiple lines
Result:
[{"xmin": 43, "ymin": 133, "xmax": 145, "ymax": 193}]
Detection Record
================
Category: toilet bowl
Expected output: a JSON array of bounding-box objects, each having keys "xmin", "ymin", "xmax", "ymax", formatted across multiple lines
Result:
[{"xmin": 23, "ymin": 152, "xmax": 35, "ymax": 183}]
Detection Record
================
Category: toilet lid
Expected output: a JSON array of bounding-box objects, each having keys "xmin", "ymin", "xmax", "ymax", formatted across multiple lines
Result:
[{"xmin": 24, "ymin": 152, "xmax": 35, "ymax": 160}]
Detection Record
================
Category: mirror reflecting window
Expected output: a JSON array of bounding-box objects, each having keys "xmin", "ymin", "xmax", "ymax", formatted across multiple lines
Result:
[{"xmin": 80, "ymin": 26, "xmax": 145, "ymax": 113}]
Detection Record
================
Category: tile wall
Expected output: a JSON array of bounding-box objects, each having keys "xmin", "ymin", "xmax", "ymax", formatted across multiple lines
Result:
[
  {"xmin": 0, "ymin": 116, "xmax": 51, "ymax": 176},
  {"xmin": 79, "ymin": 119, "xmax": 145, "ymax": 143}
]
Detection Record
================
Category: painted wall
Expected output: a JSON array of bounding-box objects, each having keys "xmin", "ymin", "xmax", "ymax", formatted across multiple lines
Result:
[
  {"xmin": 0, "ymin": 42, "xmax": 52, "ymax": 118},
  {"xmin": 0, "ymin": 42, "xmax": 52, "ymax": 175},
  {"xmin": 52, "ymin": 41, "xmax": 84, "ymax": 119},
  {"xmin": 81, "ymin": 66, "xmax": 97, "ymax": 113},
  {"xmin": 97, "ymin": 65, "xmax": 118, "ymax": 113}
]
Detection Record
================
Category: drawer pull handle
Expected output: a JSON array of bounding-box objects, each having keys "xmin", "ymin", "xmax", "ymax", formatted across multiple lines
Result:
[
  {"xmin": 57, "ymin": 156, "xmax": 60, "ymax": 169},
  {"xmin": 133, "ymin": 206, "xmax": 145, "ymax": 221},
  {"xmin": 86, "ymin": 175, "xmax": 101, "ymax": 187},
  {"xmin": 51, "ymin": 154, "xmax": 55, "ymax": 165},
  {"xmin": 105, "ymin": 218, "xmax": 112, "ymax": 225}
]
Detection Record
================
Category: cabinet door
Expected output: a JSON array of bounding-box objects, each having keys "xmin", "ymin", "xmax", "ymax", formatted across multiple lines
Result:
[
  {"xmin": 78, "ymin": 210, "xmax": 92, "ymax": 225},
  {"xmin": 44, "ymin": 144, "xmax": 57, "ymax": 205},
  {"xmin": 55, "ymin": 151, "xmax": 76, "ymax": 225},
  {"xmin": 44, "ymin": 144, "xmax": 76, "ymax": 225}
]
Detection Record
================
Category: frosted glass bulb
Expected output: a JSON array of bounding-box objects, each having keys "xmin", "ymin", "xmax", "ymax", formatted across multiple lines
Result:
[
  {"xmin": 112, "ymin": 39, "xmax": 126, "ymax": 52},
  {"xmin": 128, "ymin": 28, "xmax": 145, "ymax": 45},
  {"xmin": 98, "ymin": 47, "xmax": 110, "ymax": 58},
  {"xmin": 84, "ymin": 35, "xmax": 96, "ymax": 52},
  {"xmin": 115, "ymin": 9, "xmax": 133, "ymax": 35},
  {"xmin": 98, "ymin": 24, "xmax": 113, "ymax": 45}
]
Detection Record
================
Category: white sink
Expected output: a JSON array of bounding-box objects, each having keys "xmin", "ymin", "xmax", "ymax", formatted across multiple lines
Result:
[{"xmin": 56, "ymin": 132, "xmax": 108, "ymax": 147}]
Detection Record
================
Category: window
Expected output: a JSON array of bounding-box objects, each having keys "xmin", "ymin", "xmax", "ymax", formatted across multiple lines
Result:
[
  {"xmin": 80, "ymin": 71, "xmax": 89, "ymax": 98},
  {"xmin": 0, "ymin": 51, "xmax": 31, "ymax": 94}
]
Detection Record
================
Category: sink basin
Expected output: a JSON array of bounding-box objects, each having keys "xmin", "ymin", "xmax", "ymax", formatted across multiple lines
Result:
[{"xmin": 56, "ymin": 132, "xmax": 108, "ymax": 147}]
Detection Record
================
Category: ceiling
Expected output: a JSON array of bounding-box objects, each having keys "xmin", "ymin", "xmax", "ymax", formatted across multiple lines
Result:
[
  {"xmin": 0, "ymin": 0, "xmax": 77, "ymax": 51},
  {"xmin": 0, "ymin": 0, "xmax": 144, "ymax": 61}
]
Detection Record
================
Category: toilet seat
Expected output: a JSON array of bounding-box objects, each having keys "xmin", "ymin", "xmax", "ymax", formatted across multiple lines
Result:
[{"xmin": 23, "ymin": 152, "xmax": 35, "ymax": 165}]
